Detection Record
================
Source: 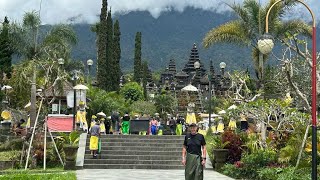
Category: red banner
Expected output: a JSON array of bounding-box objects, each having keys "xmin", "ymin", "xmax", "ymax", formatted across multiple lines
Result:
[{"xmin": 47, "ymin": 115, "xmax": 73, "ymax": 132}]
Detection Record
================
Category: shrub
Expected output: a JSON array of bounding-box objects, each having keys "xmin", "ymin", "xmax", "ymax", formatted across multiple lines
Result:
[
  {"xmin": 205, "ymin": 127, "xmax": 216, "ymax": 165},
  {"xmin": 242, "ymin": 149, "xmax": 277, "ymax": 169},
  {"xmin": 221, "ymin": 149, "xmax": 278, "ymax": 179},
  {"xmin": 0, "ymin": 138, "xmax": 24, "ymax": 151},
  {"xmin": 221, "ymin": 130, "xmax": 243, "ymax": 163},
  {"xmin": 258, "ymin": 167, "xmax": 311, "ymax": 180},
  {"xmin": 221, "ymin": 164, "xmax": 243, "ymax": 179}
]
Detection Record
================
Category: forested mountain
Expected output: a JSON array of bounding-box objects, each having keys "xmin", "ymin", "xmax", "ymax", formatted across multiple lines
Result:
[{"xmin": 69, "ymin": 7, "xmax": 317, "ymax": 73}]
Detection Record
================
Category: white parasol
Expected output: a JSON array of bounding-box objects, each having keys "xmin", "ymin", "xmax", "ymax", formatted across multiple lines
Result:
[
  {"xmin": 24, "ymin": 102, "xmax": 31, "ymax": 109},
  {"xmin": 181, "ymin": 84, "xmax": 198, "ymax": 92},
  {"xmin": 1, "ymin": 85, "xmax": 12, "ymax": 91},
  {"xmin": 97, "ymin": 112, "xmax": 106, "ymax": 117},
  {"xmin": 73, "ymin": 84, "xmax": 89, "ymax": 90},
  {"xmin": 218, "ymin": 110, "xmax": 226, "ymax": 114},
  {"xmin": 227, "ymin": 105, "xmax": 237, "ymax": 110}
]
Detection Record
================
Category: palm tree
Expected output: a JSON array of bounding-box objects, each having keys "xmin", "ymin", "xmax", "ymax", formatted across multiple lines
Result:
[
  {"xmin": 203, "ymin": 0, "xmax": 311, "ymax": 89},
  {"xmin": 8, "ymin": 11, "xmax": 78, "ymax": 127},
  {"xmin": 11, "ymin": 11, "xmax": 77, "ymax": 60}
]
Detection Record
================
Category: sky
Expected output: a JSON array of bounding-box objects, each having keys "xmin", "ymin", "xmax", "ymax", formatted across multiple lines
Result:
[{"xmin": 0, "ymin": 0, "xmax": 319, "ymax": 24}]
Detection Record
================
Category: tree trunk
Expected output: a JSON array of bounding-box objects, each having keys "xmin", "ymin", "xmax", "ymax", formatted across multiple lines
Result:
[
  {"xmin": 30, "ymin": 69, "xmax": 37, "ymax": 128},
  {"xmin": 259, "ymin": 52, "xmax": 267, "ymax": 147},
  {"xmin": 296, "ymin": 124, "xmax": 310, "ymax": 168}
]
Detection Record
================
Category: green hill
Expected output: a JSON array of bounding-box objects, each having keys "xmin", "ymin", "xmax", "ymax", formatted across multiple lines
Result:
[{"xmin": 69, "ymin": 8, "xmax": 317, "ymax": 74}]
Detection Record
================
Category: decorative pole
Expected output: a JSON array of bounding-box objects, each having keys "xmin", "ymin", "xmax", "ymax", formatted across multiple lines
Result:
[{"xmin": 259, "ymin": 1, "xmax": 317, "ymax": 179}]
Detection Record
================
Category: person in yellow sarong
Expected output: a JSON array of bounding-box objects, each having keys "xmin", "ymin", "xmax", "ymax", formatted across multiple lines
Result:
[
  {"xmin": 89, "ymin": 121, "xmax": 100, "ymax": 158},
  {"xmin": 217, "ymin": 119, "xmax": 225, "ymax": 133},
  {"xmin": 76, "ymin": 101, "xmax": 88, "ymax": 132},
  {"xmin": 99, "ymin": 118, "xmax": 106, "ymax": 134},
  {"xmin": 96, "ymin": 112, "xmax": 107, "ymax": 134},
  {"xmin": 89, "ymin": 115, "xmax": 97, "ymax": 131},
  {"xmin": 228, "ymin": 118, "xmax": 237, "ymax": 130}
]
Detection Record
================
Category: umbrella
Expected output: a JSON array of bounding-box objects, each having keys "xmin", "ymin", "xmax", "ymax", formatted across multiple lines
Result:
[
  {"xmin": 228, "ymin": 104, "xmax": 237, "ymax": 110},
  {"xmin": 211, "ymin": 113, "xmax": 221, "ymax": 117},
  {"xmin": 24, "ymin": 102, "xmax": 31, "ymax": 109},
  {"xmin": 73, "ymin": 84, "xmax": 89, "ymax": 103},
  {"xmin": 1, "ymin": 85, "xmax": 12, "ymax": 91},
  {"xmin": 199, "ymin": 113, "xmax": 220, "ymax": 118},
  {"xmin": 97, "ymin": 112, "xmax": 106, "ymax": 117},
  {"xmin": 73, "ymin": 84, "xmax": 89, "ymax": 90},
  {"xmin": 218, "ymin": 110, "xmax": 226, "ymax": 114},
  {"xmin": 181, "ymin": 84, "xmax": 198, "ymax": 92}
]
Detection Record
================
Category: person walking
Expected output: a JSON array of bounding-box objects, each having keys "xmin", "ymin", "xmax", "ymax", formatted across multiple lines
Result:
[
  {"xmin": 176, "ymin": 115, "xmax": 184, "ymax": 135},
  {"xmin": 169, "ymin": 117, "xmax": 176, "ymax": 135},
  {"xmin": 182, "ymin": 123, "xmax": 206, "ymax": 180},
  {"xmin": 150, "ymin": 118, "xmax": 158, "ymax": 135},
  {"xmin": 89, "ymin": 120, "xmax": 101, "ymax": 158},
  {"xmin": 122, "ymin": 113, "xmax": 130, "ymax": 135}
]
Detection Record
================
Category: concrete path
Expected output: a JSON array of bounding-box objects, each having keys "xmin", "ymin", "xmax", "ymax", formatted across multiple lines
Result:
[{"xmin": 76, "ymin": 169, "xmax": 234, "ymax": 180}]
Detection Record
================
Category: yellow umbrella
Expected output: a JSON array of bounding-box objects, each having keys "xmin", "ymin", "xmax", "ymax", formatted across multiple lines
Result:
[
  {"xmin": 1, "ymin": 110, "xmax": 12, "ymax": 121},
  {"xmin": 186, "ymin": 113, "xmax": 196, "ymax": 124}
]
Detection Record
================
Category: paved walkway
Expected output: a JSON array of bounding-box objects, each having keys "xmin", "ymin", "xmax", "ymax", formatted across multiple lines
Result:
[{"xmin": 76, "ymin": 169, "xmax": 233, "ymax": 180}]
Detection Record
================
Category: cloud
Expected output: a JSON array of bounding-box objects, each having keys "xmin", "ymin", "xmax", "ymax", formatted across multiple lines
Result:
[{"xmin": 0, "ymin": 0, "xmax": 319, "ymax": 24}]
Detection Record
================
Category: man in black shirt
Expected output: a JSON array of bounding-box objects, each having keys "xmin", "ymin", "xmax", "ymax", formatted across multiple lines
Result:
[{"xmin": 182, "ymin": 123, "xmax": 206, "ymax": 180}]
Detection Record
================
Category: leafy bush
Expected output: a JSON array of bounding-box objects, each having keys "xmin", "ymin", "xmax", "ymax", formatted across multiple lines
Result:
[
  {"xmin": 57, "ymin": 131, "xmax": 80, "ymax": 147},
  {"xmin": 221, "ymin": 163, "xmax": 244, "ymax": 179},
  {"xmin": 0, "ymin": 151, "xmax": 21, "ymax": 161},
  {"xmin": 242, "ymin": 149, "xmax": 277, "ymax": 169},
  {"xmin": 0, "ymin": 138, "xmax": 24, "ymax": 151},
  {"xmin": 258, "ymin": 167, "xmax": 311, "ymax": 180},
  {"xmin": 205, "ymin": 127, "xmax": 215, "ymax": 165},
  {"xmin": 222, "ymin": 149, "xmax": 278, "ymax": 179},
  {"xmin": 221, "ymin": 130, "xmax": 243, "ymax": 163}
]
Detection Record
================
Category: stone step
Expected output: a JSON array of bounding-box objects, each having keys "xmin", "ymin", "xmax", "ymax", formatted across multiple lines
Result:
[
  {"xmin": 83, "ymin": 164, "xmax": 184, "ymax": 169},
  {"xmin": 95, "ymin": 135, "xmax": 185, "ymax": 140},
  {"xmin": 84, "ymin": 159, "xmax": 181, "ymax": 165},
  {"xmin": 85, "ymin": 150, "xmax": 181, "ymax": 156},
  {"xmin": 90, "ymin": 139, "xmax": 184, "ymax": 143},
  {"xmin": 85, "ymin": 142, "xmax": 182, "ymax": 147},
  {"xmin": 86, "ymin": 146, "xmax": 181, "ymax": 151},
  {"xmin": 84, "ymin": 154, "xmax": 180, "ymax": 160}
]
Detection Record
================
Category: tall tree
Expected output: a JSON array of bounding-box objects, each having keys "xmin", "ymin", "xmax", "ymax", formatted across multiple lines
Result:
[
  {"xmin": 142, "ymin": 61, "xmax": 148, "ymax": 100},
  {"xmin": 105, "ymin": 9, "xmax": 114, "ymax": 92},
  {"xmin": 133, "ymin": 32, "xmax": 142, "ymax": 83},
  {"xmin": 112, "ymin": 19, "xmax": 121, "ymax": 92},
  {"xmin": 203, "ymin": 0, "xmax": 311, "ymax": 90},
  {"xmin": 10, "ymin": 11, "xmax": 77, "ymax": 128},
  {"xmin": 96, "ymin": 0, "xmax": 108, "ymax": 90},
  {"xmin": 0, "ymin": 17, "xmax": 13, "ymax": 81}
]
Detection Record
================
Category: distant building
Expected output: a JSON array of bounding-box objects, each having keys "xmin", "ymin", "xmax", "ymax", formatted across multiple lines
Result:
[{"xmin": 155, "ymin": 43, "xmax": 233, "ymax": 114}]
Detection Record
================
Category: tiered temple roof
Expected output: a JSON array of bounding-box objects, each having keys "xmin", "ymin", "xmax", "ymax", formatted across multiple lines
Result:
[
  {"xmin": 182, "ymin": 43, "xmax": 206, "ymax": 76},
  {"xmin": 168, "ymin": 59, "xmax": 176, "ymax": 74}
]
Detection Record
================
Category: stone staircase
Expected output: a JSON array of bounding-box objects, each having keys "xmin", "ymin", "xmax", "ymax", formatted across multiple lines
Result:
[{"xmin": 83, "ymin": 134, "xmax": 185, "ymax": 169}]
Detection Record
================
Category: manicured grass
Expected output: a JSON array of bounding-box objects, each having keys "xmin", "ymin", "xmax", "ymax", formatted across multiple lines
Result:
[{"xmin": 0, "ymin": 171, "xmax": 76, "ymax": 180}]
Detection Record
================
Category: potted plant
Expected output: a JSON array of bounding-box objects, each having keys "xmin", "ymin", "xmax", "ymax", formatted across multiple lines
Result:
[
  {"xmin": 57, "ymin": 131, "xmax": 80, "ymax": 170},
  {"xmin": 210, "ymin": 135, "xmax": 230, "ymax": 170}
]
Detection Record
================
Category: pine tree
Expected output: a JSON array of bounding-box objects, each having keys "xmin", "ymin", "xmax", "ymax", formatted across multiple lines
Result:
[
  {"xmin": 105, "ymin": 9, "xmax": 113, "ymax": 91},
  {"xmin": 113, "ymin": 19, "xmax": 121, "ymax": 92},
  {"xmin": 133, "ymin": 32, "xmax": 142, "ymax": 83},
  {"xmin": 0, "ymin": 17, "xmax": 13, "ymax": 81},
  {"xmin": 96, "ymin": 0, "xmax": 108, "ymax": 90},
  {"xmin": 142, "ymin": 61, "xmax": 148, "ymax": 100}
]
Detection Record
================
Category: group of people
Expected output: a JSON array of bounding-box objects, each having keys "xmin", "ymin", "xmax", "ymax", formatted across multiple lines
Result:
[{"xmin": 87, "ymin": 112, "xmax": 206, "ymax": 180}]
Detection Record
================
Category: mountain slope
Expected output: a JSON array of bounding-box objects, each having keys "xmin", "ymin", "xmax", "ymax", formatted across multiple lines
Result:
[{"xmin": 70, "ymin": 8, "xmax": 317, "ymax": 74}]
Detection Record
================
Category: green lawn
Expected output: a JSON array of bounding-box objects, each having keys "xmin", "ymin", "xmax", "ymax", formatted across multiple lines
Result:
[{"xmin": 0, "ymin": 172, "xmax": 76, "ymax": 180}]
